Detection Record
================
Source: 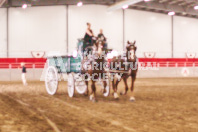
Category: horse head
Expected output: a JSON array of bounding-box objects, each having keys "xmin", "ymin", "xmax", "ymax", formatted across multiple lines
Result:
[
  {"xmin": 95, "ymin": 37, "xmax": 106, "ymax": 55},
  {"xmin": 126, "ymin": 40, "xmax": 137, "ymax": 62}
]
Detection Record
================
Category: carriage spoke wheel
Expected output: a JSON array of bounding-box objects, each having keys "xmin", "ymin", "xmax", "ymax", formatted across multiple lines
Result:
[
  {"xmin": 102, "ymin": 73, "xmax": 111, "ymax": 97},
  {"xmin": 68, "ymin": 73, "xmax": 75, "ymax": 98},
  {"xmin": 74, "ymin": 74, "xmax": 87, "ymax": 94},
  {"xmin": 75, "ymin": 81, "xmax": 87, "ymax": 94},
  {"xmin": 45, "ymin": 66, "xmax": 59, "ymax": 95}
]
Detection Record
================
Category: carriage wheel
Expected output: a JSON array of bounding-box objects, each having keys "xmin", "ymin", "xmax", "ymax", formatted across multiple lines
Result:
[
  {"xmin": 102, "ymin": 73, "xmax": 111, "ymax": 97},
  {"xmin": 45, "ymin": 66, "xmax": 59, "ymax": 95},
  {"xmin": 74, "ymin": 74, "xmax": 87, "ymax": 94},
  {"xmin": 68, "ymin": 73, "xmax": 75, "ymax": 98},
  {"xmin": 75, "ymin": 81, "xmax": 87, "ymax": 94}
]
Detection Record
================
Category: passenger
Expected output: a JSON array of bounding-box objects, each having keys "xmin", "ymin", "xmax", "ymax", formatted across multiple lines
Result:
[
  {"xmin": 97, "ymin": 29, "xmax": 106, "ymax": 41},
  {"xmin": 84, "ymin": 23, "xmax": 94, "ymax": 45},
  {"xmin": 83, "ymin": 23, "xmax": 94, "ymax": 55},
  {"xmin": 98, "ymin": 29, "xmax": 107, "ymax": 49}
]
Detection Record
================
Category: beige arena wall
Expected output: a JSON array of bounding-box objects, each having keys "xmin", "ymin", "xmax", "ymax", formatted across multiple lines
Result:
[{"xmin": 0, "ymin": 67, "xmax": 198, "ymax": 81}]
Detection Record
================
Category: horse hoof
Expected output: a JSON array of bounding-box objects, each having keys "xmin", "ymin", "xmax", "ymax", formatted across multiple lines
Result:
[
  {"xmin": 83, "ymin": 94, "xmax": 88, "ymax": 96},
  {"xmin": 103, "ymin": 89, "xmax": 107, "ymax": 94},
  {"xmin": 114, "ymin": 93, "xmax": 119, "ymax": 99},
  {"xmin": 115, "ymin": 97, "xmax": 119, "ymax": 101},
  {"xmin": 90, "ymin": 96, "xmax": 98, "ymax": 102},
  {"xmin": 100, "ymin": 89, "xmax": 106, "ymax": 94},
  {"xmin": 92, "ymin": 98, "xmax": 98, "ymax": 103},
  {"xmin": 129, "ymin": 97, "xmax": 135, "ymax": 102},
  {"xmin": 84, "ymin": 93, "xmax": 88, "ymax": 96},
  {"xmin": 120, "ymin": 92, "xmax": 127, "ymax": 95},
  {"xmin": 89, "ymin": 95, "xmax": 94, "ymax": 100},
  {"xmin": 130, "ymin": 100, "xmax": 135, "ymax": 102}
]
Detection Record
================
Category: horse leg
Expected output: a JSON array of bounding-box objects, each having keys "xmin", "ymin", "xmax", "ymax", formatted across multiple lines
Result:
[
  {"xmin": 130, "ymin": 75, "xmax": 136, "ymax": 102},
  {"xmin": 113, "ymin": 77, "xmax": 122, "ymax": 99},
  {"xmin": 90, "ymin": 81, "xmax": 97, "ymax": 102},
  {"xmin": 84, "ymin": 75, "xmax": 89, "ymax": 96},
  {"xmin": 102, "ymin": 80, "xmax": 107, "ymax": 94},
  {"xmin": 120, "ymin": 76, "xmax": 128, "ymax": 95},
  {"xmin": 112, "ymin": 77, "xmax": 115, "ymax": 93},
  {"xmin": 111, "ymin": 76, "xmax": 118, "ymax": 99},
  {"xmin": 84, "ymin": 80, "xmax": 89, "ymax": 96}
]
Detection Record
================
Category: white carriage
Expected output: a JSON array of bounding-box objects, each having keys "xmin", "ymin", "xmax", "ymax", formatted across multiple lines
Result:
[{"xmin": 45, "ymin": 39, "xmax": 111, "ymax": 97}]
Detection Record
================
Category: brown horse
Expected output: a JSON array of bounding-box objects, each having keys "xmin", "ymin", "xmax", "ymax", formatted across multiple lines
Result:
[
  {"xmin": 82, "ymin": 38, "xmax": 108, "ymax": 102},
  {"xmin": 109, "ymin": 41, "xmax": 138, "ymax": 101}
]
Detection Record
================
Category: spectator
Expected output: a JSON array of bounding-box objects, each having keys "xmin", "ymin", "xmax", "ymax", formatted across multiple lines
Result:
[{"xmin": 21, "ymin": 63, "xmax": 27, "ymax": 86}]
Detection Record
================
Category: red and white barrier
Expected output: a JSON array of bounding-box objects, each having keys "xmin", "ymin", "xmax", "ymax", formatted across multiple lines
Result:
[{"xmin": 0, "ymin": 58, "xmax": 198, "ymax": 69}]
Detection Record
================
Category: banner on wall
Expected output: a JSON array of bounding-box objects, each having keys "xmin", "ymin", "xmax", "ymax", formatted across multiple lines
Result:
[
  {"xmin": 186, "ymin": 52, "xmax": 196, "ymax": 58},
  {"xmin": 181, "ymin": 68, "xmax": 190, "ymax": 77},
  {"xmin": 31, "ymin": 51, "xmax": 45, "ymax": 58},
  {"xmin": 144, "ymin": 52, "xmax": 156, "ymax": 58}
]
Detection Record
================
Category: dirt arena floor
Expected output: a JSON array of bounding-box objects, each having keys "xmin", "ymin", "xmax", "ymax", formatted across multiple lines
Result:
[{"xmin": 0, "ymin": 78, "xmax": 198, "ymax": 132}]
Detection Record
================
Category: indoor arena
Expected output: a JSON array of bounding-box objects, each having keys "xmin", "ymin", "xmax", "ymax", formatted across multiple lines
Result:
[{"xmin": 0, "ymin": 0, "xmax": 198, "ymax": 132}]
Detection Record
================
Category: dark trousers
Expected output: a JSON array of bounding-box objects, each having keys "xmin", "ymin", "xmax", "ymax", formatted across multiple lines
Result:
[{"xmin": 83, "ymin": 38, "xmax": 93, "ymax": 53}]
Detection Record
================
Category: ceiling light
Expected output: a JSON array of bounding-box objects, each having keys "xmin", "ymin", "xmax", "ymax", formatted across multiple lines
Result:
[
  {"xmin": 144, "ymin": 0, "xmax": 150, "ymax": 2},
  {"xmin": 22, "ymin": 4, "xmax": 27, "ymax": 9},
  {"xmin": 107, "ymin": 0, "xmax": 142, "ymax": 12},
  {"xmin": 77, "ymin": 1, "xmax": 83, "ymax": 7},
  {"xmin": 122, "ymin": 5, "xmax": 129, "ymax": 9},
  {"xmin": 194, "ymin": 6, "xmax": 198, "ymax": 10},
  {"xmin": 168, "ymin": 11, "xmax": 175, "ymax": 16}
]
